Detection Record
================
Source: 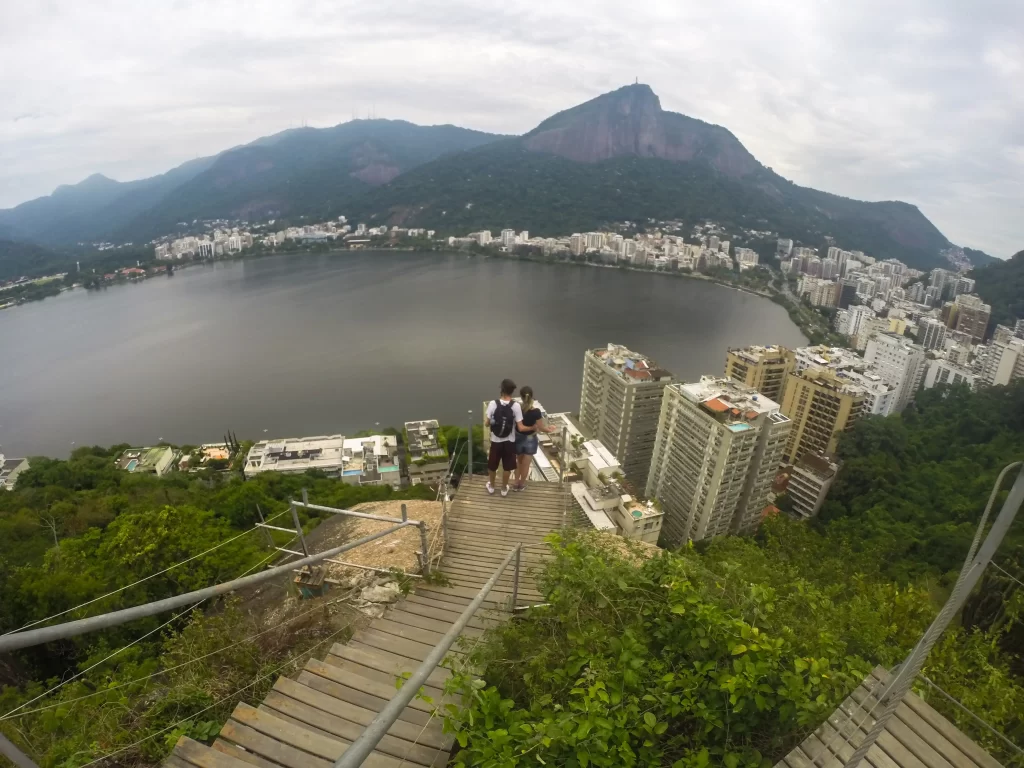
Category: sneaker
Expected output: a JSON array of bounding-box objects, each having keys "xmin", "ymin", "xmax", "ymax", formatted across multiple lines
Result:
[
  {"xmin": 500, "ymin": 485, "xmax": 510, "ymax": 497},
  {"xmin": 486, "ymin": 481, "xmax": 495, "ymax": 495},
  {"xmin": 512, "ymin": 483, "xmax": 523, "ymax": 492}
]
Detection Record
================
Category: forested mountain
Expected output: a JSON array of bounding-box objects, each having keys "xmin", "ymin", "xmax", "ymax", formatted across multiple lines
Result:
[
  {"xmin": 0, "ymin": 121, "xmax": 502, "ymax": 247},
  {"xmin": 347, "ymin": 85, "xmax": 955, "ymax": 269},
  {"xmin": 0, "ymin": 239, "xmax": 66, "ymax": 281},
  {"xmin": 970, "ymin": 248, "xmax": 1024, "ymax": 328},
  {"xmin": 0, "ymin": 84, "xmax": 991, "ymax": 272}
]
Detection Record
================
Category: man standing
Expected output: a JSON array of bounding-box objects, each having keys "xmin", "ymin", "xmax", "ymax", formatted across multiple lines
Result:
[{"xmin": 486, "ymin": 378, "xmax": 523, "ymax": 496}]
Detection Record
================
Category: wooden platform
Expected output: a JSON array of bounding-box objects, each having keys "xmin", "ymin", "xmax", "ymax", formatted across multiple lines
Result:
[
  {"xmin": 776, "ymin": 666, "xmax": 1003, "ymax": 768},
  {"xmin": 168, "ymin": 476, "xmax": 568, "ymax": 768}
]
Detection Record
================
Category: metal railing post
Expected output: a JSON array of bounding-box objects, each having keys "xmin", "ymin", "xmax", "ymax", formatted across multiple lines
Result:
[
  {"xmin": 418, "ymin": 522, "xmax": 431, "ymax": 577},
  {"xmin": 291, "ymin": 499, "xmax": 309, "ymax": 557},
  {"xmin": 467, "ymin": 409, "xmax": 473, "ymax": 478},
  {"xmin": 559, "ymin": 426, "xmax": 568, "ymax": 486},
  {"xmin": 511, "ymin": 546, "xmax": 521, "ymax": 611},
  {"xmin": 401, "ymin": 503, "xmax": 408, "ymax": 522},
  {"xmin": 254, "ymin": 503, "xmax": 275, "ymax": 548},
  {"xmin": 0, "ymin": 734, "xmax": 39, "ymax": 768},
  {"xmin": 333, "ymin": 545, "xmax": 521, "ymax": 768}
]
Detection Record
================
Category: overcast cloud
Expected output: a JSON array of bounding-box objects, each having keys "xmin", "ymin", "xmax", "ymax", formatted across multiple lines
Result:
[{"xmin": 1, "ymin": 0, "xmax": 1021, "ymax": 257}]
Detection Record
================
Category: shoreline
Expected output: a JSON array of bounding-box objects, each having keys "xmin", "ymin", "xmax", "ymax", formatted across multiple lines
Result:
[{"xmin": 0, "ymin": 244, "xmax": 825, "ymax": 339}]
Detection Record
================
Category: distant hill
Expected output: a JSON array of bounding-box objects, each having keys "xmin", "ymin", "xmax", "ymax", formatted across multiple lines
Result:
[
  {"xmin": 0, "ymin": 84, "xmax": 993, "ymax": 272},
  {"xmin": 0, "ymin": 239, "xmax": 68, "ymax": 281},
  {"xmin": 0, "ymin": 121, "xmax": 503, "ymax": 247},
  {"xmin": 970, "ymin": 249, "xmax": 1024, "ymax": 329},
  {"xmin": 347, "ymin": 84, "xmax": 956, "ymax": 270}
]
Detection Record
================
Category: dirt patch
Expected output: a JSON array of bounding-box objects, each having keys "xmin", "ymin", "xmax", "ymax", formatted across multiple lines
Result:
[{"xmin": 319, "ymin": 500, "xmax": 444, "ymax": 583}]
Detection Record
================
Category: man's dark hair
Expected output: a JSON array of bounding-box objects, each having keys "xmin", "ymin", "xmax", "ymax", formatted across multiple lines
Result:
[{"xmin": 500, "ymin": 378, "xmax": 517, "ymax": 396}]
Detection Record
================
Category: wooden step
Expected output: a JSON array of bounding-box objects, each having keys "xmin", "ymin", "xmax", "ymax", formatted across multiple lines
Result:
[
  {"xmin": 273, "ymin": 676, "xmax": 449, "ymax": 750},
  {"xmin": 260, "ymin": 686, "xmax": 445, "ymax": 766},
  {"xmin": 172, "ymin": 736, "xmax": 256, "ymax": 768},
  {"xmin": 328, "ymin": 644, "xmax": 451, "ymax": 690},
  {"xmin": 299, "ymin": 659, "xmax": 438, "ymax": 720},
  {"xmin": 297, "ymin": 667, "xmax": 434, "ymax": 728},
  {"xmin": 218, "ymin": 702, "xmax": 404, "ymax": 768}
]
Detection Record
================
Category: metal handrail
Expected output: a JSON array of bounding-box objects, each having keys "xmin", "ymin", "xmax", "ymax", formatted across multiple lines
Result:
[
  {"xmin": 333, "ymin": 544, "xmax": 522, "ymax": 768},
  {"xmin": 0, "ymin": 522, "xmax": 419, "ymax": 653}
]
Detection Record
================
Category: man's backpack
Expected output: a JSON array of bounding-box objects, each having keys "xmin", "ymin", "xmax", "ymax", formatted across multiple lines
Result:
[{"xmin": 491, "ymin": 399, "xmax": 515, "ymax": 439}]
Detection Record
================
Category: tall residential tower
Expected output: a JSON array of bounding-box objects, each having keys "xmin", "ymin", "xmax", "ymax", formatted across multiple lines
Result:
[
  {"xmin": 724, "ymin": 345, "xmax": 796, "ymax": 402},
  {"xmin": 579, "ymin": 344, "xmax": 673, "ymax": 484},
  {"xmin": 646, "ymin": 377, "xmax": 791, "ymax": 546}
]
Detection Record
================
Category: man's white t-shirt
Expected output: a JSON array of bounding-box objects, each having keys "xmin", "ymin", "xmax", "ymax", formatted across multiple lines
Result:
[{"xmin": 486, "ymin": 398, "xmax": 524, "ymax": 443}]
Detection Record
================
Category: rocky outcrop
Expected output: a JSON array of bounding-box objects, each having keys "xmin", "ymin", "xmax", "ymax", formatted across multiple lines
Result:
[{"xmin": 522, "ymin": 84, "xmax": 760, "ymax": 178}]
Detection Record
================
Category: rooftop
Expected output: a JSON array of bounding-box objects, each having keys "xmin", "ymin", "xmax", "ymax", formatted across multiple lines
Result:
[
  {"xmin": 590, "ymin": 343, "xmax": 672, "ymax": 381},
  {"xmin": 246, "ymin": 435, "xmax": 345, "ymax": 474},
  {"xmin": 676, "ymin": 376, "xmax": 785, "ymax": 426},
  {"xmin": 728, "ymin": 345, "xmax": 792, "ymax": 364},
  {"xmin": 404, "ymin": 419, "xmax": 447, "ymax": 459}
]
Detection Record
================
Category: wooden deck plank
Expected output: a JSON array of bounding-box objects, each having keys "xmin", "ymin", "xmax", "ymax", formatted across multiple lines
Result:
[
  {"xmin": 218, "ymin": 718, "xmax": 333, "ymax": 768},
  {"xmin": 174, "ymin": 737, "xmax": 257, "ymax": 768},
  {"xmin": 261, "ymin": 691, "xmax": 442, "ymax": 768},
  {"xmin": 274, "ymin": 677, "xmax": 449, "ymax": 751},
  {"xmin": 351, "ymin": 629, "xmax": 454, "ymax": 664},
  {"xmin": 866, "ymin": 669, "xmax": 1001, "ymax": 768},
  {"xmin": 211, "ymin": 738, "xmax": 282, "ymax": 768},
  {"xmin": 392, "ymin": 599, "xmax": 497, "ymax": 629},
  {"xmin": 230, "ymin": 703, "xmax": 405, "ymax": 768},
  {"xmin": 328, "ymin": 645, "xmax": 451, "ymax": 689},
  {"xmin": 297, "ymin": 669, "xmax": 434, "ymax": 727},
  {"xmin": 372, "ymin": 615, "xmax": 472, "ymax": 645}
]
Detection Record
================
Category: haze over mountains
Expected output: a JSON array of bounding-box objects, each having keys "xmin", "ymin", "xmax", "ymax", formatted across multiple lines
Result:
[{"xmin": 0, "ymin": 84, "xmax": 997, "ymax": 273}]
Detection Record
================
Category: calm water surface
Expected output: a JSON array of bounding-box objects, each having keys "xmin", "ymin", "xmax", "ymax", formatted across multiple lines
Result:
[{"xmin": 0, "ymin": 252, "xmax": 806, "ymax": 456}]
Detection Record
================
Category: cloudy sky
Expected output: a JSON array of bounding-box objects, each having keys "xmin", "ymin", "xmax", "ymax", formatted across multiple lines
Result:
[{"xmin": 1, "ymin": 0, "xmax": 1021, "ymax": 257}]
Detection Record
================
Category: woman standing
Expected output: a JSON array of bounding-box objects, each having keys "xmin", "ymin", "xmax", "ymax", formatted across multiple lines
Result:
[{"xmin": 514, "ymin": 386, "xmax": 556, "ymax": 491}]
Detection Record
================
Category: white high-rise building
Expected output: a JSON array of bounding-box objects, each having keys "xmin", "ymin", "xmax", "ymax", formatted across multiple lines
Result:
[
  {"xmin": 519, "ymin": 230, "xmax": 529, "ymax": 243},
  {"xmin": 500, "ymin": 229, "xmax": 516, "ymax": 247},
  {"xmin": 646, "ymin": 377, "xmax": 791, "ymax": 546},
  {"xmin": 978, "ymin": 338, "xmax": 1024, "ymax": 387},
  {"xmin": 923, "ymin": 359, "xmax": 977, "ymax": 390},
  {"xmin": 917, "ymin": 317, "xmax": 947, "ymax": 351},
  {"xmin": 570, "ymin": 234, "xmax": 585, "ymax": 256},
  {"xmin": 477, "ymin": 230, "xmax": 492, "ymax": 245},
  {"xmin": 864, "ymin": 333, "xmax": 926, "ymax": 411}
]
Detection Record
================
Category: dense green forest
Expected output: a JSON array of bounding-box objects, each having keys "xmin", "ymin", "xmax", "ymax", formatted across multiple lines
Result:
[
  {"xmin": 447, "ymin": 382, "xmax": 1024, "ymax": 767},
  {"xmin": 0, "ymin": 442, "xmax": 447, "ymax": 765},
  {"xmin": 970, "ymin": 249, "xmax": 1024, "ymax": 329}
]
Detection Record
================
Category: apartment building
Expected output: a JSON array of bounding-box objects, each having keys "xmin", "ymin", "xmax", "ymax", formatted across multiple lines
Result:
[
  {"xmin": 951, "ymin": 294, "xmax": 992, "ymax": 343},
  {"xmin": 864, "ymin": 333, "xmax": 926, "ymax": 411},
  {"xmin": 793, "ymin": 345, "xmax": 896, "ymax": 416},
  {"xmin": 405, "ymin": 419, "xmax": 449, "ymax": 486},
  {"xmin": 978, "ymin": 337, "xmax": 1024, "ymax": 387},
  {"xmin": 724, "ymin": 345, "xmax": 796, "ymax": 402},
  {"xmin": 786, "ymin": 453, "xmax": 839, "ymax": 520},
  {"xmin": 646, "ymin": 377, "xmax": 791, "ymax": 546},
  {"xmin": 579, "ymin": 344, "xmax": 673, "ymax": 484},
  {"xmin": 781, "ymin": 368, "xmax": 866, "ymax": 464},
  {"xmin": 923, "ymin": 359, "xmax": 978, "ymax": 390},
  {"xmin": 917, "ymin": 317, "xmax": 947, "ymax": 351}
]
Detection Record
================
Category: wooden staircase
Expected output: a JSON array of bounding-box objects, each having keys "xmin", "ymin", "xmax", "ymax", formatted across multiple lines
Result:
[{"xmin": 168, "ymin": 477, "xmax": 568, "ymax": 768}]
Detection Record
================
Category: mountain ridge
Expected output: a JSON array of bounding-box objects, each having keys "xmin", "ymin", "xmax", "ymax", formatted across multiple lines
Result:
[{"xmin": 0, "ymin": 85, "xmax": 991, "ymax": 270}]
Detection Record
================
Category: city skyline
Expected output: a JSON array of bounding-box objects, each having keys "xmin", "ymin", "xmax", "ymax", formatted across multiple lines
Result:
[{"xmin": 1, "ymin": 1, "xmax": 1022, "ymax": 258}]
